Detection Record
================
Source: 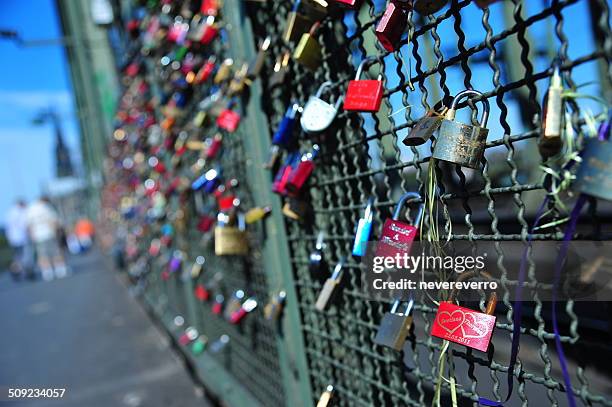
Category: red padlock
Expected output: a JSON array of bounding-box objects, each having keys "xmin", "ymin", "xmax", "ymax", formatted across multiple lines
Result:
[
  {"xmin": 229, "ymin": 298, "xmax": 258, "ymax": 324},
  {"xmin": 344, "ymin": 58, "xmax": 384, "ymax": 112},
  {"xmin": 334, "ymin": 0, "xmax": 362, "ymax": 8},
  {"xmin": 194, "ymin": 284, "xmax": 210, "ymax": 301},
  {"xmin": 148, "ymin": 239, "xmax": 161, "ymax": 256},
  {"xmin": 197, "ymin": 215, "xmax": 215, "ymax": 232},
  {"xmin": 217, "ymin": 108, "xmax": 241, "ymax": 132},
  {"xmin": 197, "ymin": 57, "xmax": 216, "ymax": 83},
  {"xmin": 178, "ymin": 327, "xmax": 199, "ymax": 345},
  {"xmin": 205, "ymin": 134, "xmax": 223, "ymax": 159},
  {"xmin": 430, "ymin": 272, "xmax": 498, "ymax": 352},
  {"xmin": 272, "ymin": 152, "xmax": 301, "ymax": 196},
  {"xmin": 200, "ymin": 16, "xmax": 219, "ymax": 45},
  {"xmin": 375, "ymin": 192, "xmax": 423, "ymax": 259},
  {"xmin": 375, "ymin": 1, "xmax": 408, "ymax": 52},
  {"xmin": 285, "ymin": 145, "xmax": 319, "ymax": 196},
  {"xmin": 201, "ymin": 0, "xmax": 219, "ymax": 16},
  {"xmin": 212, "ymin": 295, "xmax": 224, "ymax": 315}
]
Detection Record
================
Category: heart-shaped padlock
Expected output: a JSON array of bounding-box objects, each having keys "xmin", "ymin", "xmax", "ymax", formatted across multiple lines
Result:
[{"xmin": 300, "ymin": 82, "xmax": 343, "ymax": 134}]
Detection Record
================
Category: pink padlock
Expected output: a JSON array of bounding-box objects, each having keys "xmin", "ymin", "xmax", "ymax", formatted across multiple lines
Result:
[{"xmin": 375, "ymin": 192, "xmax": 423, "ymax": 259}]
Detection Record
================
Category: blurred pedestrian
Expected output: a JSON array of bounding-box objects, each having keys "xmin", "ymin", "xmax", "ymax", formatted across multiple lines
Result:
[
  {"xmin": 74, "ymin": 218, "xmax": 95, "ymax": 250},
  {"xmin": 5, "ymin": 199, "xmax": 29, "ymax": 280},
  {"xmin": 25, "ymin": 196, "xmax": 68, "ymax": 281}
]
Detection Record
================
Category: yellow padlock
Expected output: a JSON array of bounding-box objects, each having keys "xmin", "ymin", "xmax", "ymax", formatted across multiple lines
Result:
[
  {"xmin": 293, "ymin": 22, "xmax": 322, "ymax": 70},
  {"xmin": 214, "ymin": 58, "xmax": 234, "ymax": 84}
]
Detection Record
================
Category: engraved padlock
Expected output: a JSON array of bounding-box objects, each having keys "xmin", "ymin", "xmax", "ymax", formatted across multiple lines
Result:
[
  {"xmin": 344, "ymin": 58, "xmax": 384, "ymax": 113},
  {"xmin": 373, "ymin": 298, "xmax": 414, "ymax": 351},
  {"xmin": 352, "ymin": 198, "xmax": 374, "ymax": 257},
  {"xmin": 375, "ymin": 1, "xmax": 407, "ymax": 52},
  {"xmin": 214, "ymin": 212, "xmax": 248, "ymax": 255},
  {"xmin": 284, "ymin": 0, "xmax": 314, "ymax": 43},
  {"xmin": 375, "ymin": 192, "xmax": 423, "ymax": 259},
  {"xmin": 539, "ymin": 64, "xmax": 564, "ymax": 159},
  {"xmin": 430, "ymin": 272, "xmax": 498, "ymax": 352},
  {"xmin": 293, "ymin": 22, "xmax": 322, "ymax": 70},
  {"xmin": 301, "ymin": 82, "xmax": 343, "ymax": 134},
  {"xmin": 574, "ymin": 116, "xmax": 612, "ymax": 201},
  {"xmin": 432, "ymin": 89, "xmax": 490, "ymax": 169},
  {"xmin": 315, "ymin": 258, "xmax": 346, "ymax": 311},
  {"xmin": 402, "ymin": 100, "xmax": 448, "ymax": 146},
  {"xmin": 413, "ymin": 0, "xmax": 448, "ymax": 14}
]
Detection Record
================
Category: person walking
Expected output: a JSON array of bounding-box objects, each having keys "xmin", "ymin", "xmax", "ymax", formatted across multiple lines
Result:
[
  {"xmin": 25, "ymin": 196, "xmax": 68, "ymax": 281},
  {"xmin": 5, "ymin": 199, "xmax": 29, "ymax": 281}
]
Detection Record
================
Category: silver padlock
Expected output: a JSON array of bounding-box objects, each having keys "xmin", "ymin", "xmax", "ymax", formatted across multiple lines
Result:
[
  {"xmin": 432, "ymin": 90, "xmax": 490, "ymax": 169},
  {"xmin": 300, "ymin": 81, "xmax": 343, "ymax": 134},
  {"xmin": 373, "ymin": 299, "xmax": 414, "ymax": 351}
]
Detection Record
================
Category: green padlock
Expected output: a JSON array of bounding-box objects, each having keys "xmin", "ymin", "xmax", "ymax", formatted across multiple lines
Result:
[{"xmin": 191, "ymin": 335, "xmax": 208, "ymax": 355}]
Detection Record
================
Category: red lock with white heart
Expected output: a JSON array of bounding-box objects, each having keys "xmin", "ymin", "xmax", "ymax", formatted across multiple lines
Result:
[
  {"xmin": 430, "ymin": 272, "xmax": 498, "ymax": 352},
  {"xmin": 375, "ymin": 192, "xmax": 423, "ymax": 259},
  {"xmin": 344, "ymin": 58, "xmax": 384, "ymax": 112}
]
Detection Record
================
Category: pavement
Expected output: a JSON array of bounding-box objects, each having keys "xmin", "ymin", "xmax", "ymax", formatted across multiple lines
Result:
[{"xmin": 0, "ymin": 249, "xmax": 208, "ymax": 407}]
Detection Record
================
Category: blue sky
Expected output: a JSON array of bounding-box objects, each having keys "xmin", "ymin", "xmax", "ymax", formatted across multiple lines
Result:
[{"xmin": 0, "ymin": 0, "xmax": 80, "ymax": 224}]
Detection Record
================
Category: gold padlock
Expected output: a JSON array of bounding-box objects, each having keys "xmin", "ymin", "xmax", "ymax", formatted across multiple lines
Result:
[
  {"xmin": 293, "ymin": 22, "xmax": 322, "ymax": 70},
  {"xmin": 284, "ymin": 9, "xmax": 313, "ymax": 43},
  {"xmin": 214, "ymin": 58, "xmax": 234, "ymax": 84},
  {"xmin": 228, "ymin": 63, "xmax": 251, "ymax": 96},
  {"xmin": 214, "ymin": 212, "xmax": 248, "ymax": 255}
]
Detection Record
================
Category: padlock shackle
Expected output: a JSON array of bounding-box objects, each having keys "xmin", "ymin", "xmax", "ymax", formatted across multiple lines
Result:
[
  {"xmin": 315, "ymin": 231, "xmax": 326, "ymax": 250},
  {"xmin": 309, "ymin": 21, "xmax": 321, "ymax": 36},
  {"xmin": 330, "ymin": 257, "xmax": 346, "ymax": 280},
  {"xmin": 314, "ymin": 82, "xmax": 343, "ymax": 110},
  {"xmin": 354, "ymin": 57, "xmax": 381, "ymax": 81},
  {"xmin": 392, "ymin": 192, "xmax": 424, "ymax": 225},
  {"xmin": 448, "ymin": 89, "xmax": 490, "ymax": 127},
  {"xmin": 449, "ymin": 271, "xmax": 497, "ymax": 315},
  {"xmin": 363, "ymin": 197, "xmax": 374, "ymax": 221}
]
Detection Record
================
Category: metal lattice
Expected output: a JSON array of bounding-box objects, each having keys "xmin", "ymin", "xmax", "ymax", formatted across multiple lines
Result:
[{"xmin": 245, "ymin": 0, "xmax": 612, "ymax": 406}]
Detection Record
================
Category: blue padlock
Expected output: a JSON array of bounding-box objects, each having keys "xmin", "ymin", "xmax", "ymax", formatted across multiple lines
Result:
[
  {"xmin": 352, "ymin": 197, "xmax": 374, "ymax": 257},
  {"xmin": 191, "ymin": 168, "xmax": 220, "ymax": 192},
  {"xmin": 272, "ymin": 103, "xmax": 300, "ymax": 146}
]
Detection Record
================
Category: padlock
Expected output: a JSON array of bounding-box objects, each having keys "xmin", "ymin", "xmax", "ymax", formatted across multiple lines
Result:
[
  {"xmin": 196, "ymin": 56, "xmax": 216, "ymax": 83},
  {"xmin": 264, "ymin": 291, "xmax": 287, "ymax": 321},
  {"xmin": 284, "ymin": 0, "xmax": 314, "ymax": 43},
  {"xmin": 352, "ymin": 198, "xmax": 374, "ymax": 257},
  {"xmin": 212, "ymin": 294, "xmax": 225, "ymax": 315},
  {"xmin": 309, "ymin": 231, "xmax": 327, "ymax": 275},
  {"xmin": 191, "ymin": 335, "xmax": 208, "ymax": 355},
  {"xmin": 229, "ymin": 297, "xmax": 258, "ymax": 324},
  {"xmin": 179, "ymin": 327, "xmax": 199, "ymax": 346},
  {"xmin": 199, "ymin": 16, "xmax": 219, "ymax": 45},
  {"xmin": 217, "ymin": 105, "xmax": 241, "ymax": 132},
  {"xmin": 272, "ymin": 152, "xmax": 301, "ymax": 195},
  {"xmin": 285, "ymin": 145, "xmax": 320, "ymax": 196},
  {"xmin": 316, "ymin": 385, "xmax": 334, "ymax": 407},
  {"xmin": 373, "ymin": 298, "xmax": 414, "ymax": 350},
  {"xmin": 269, "ymin": 52, "xmax": 291, "ymax": 88},
  {"xmin": 209, "ymin": 335, "xmax": 230, "ymax": 353},
  {"xmin": 247, "ymin": 36, "xmax": 271, "ymax": 79},
  {"xmin": 228, "ymin": 63, "xmax": 250, "ymax": 96},
  {"xmin": 282, "ymin": 198, "xmax": 310, "ymax": 221},
  {"xmin": 430, "ymin": 272, "xmax": 498, "ymax": 352},
  {"xmin": 301, "ymin": 0, "xmax": 329, "ymax": 19},
  {"xmin": 375, "ymin": 1, "xmax": 407, "ymax": 52},
  {"xmin": 334, "ymin": 0, "xmax": 361, "ymax": 9},
  {"xmin": 301, "ymin": 82, "xmax": 343, "ymax": 134},
  {"xmin": 201, "ymin": 0, "xmax": 221, "ymax": 16},
  {"xmin": 315, "ymin": 258, "xmax": 346, "ymax": 311},
  {"xmin": 574, "ymin": 120, "xmax": 612, "ymax": 201},
  {"xmin": 375, "ymin": 192, "xmax": 423, "ymax": 259},
  {"xmin": 205, "ymin": 133, "xmax": 223, "ymax": 159},
  {"xmin": 214, "ymin": 58, "xmax": 234, "ymax": 84},
  {"xmin": 191, "ymin": 256, "xmax": 206, "ymax": 278},
  {"xmin": 474, "ymin": 0, "xmax": 503, "ymax": 8},
  {"xmin": 168, "ymin": 250, "xmax": 184, "ymax": 273},
  {"xmin": 402, "ymin": 101, "xmax": 448, "ymax": 146},
  {"xmin": 413, "ymin": 0, "xmax": 448, "ymax": 14},
  {"xmin": 214, "ymin": 212, "xmax": 248, "ymax": 255},
  {"xmin": 393, "ymin": 0, "xmax": 414, "ymax": 9},
  {"xmin": 224, "ymin": 290, "xmax": 245, "ymax": 319},
  {"xmin": 432, "ymin": 89, "xmax": 490, "ymax": 169},
  {"xmin": 192, "ymin": 168, "xmax": 220, "ymax": 191},
  {"xmin": 245, "ymin": 206, "xmax": 271, "ymax": 224},
  {"xmin": 344, "ymin": 58, "xmax": 384, "ymax": 112},
  {"xmin": 539, "ymin": 64, "xmax": 564, "ymax": 159},
  {"xmin": 194, "ymin": 284, "xmax": 210, "ymax": 301},
  {"xmin": 266, "ymin": 103, "xmax": 301, "ymax": 168},
  {"xmin": 293, "ymin": 22, "xmax": 322, "ymax": 71},
  {"xmin": 197, "ymin": 215, "xmax": 215, "ymax": 232}
]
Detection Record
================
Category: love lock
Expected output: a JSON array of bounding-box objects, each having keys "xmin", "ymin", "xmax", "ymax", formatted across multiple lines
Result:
[
  {"xmin": 300, "ymin": 82, "xmax": 343, "ymax": 134},
  {"xmin": 432, "ymin": 89, "xmax": 490, "ymax": 169},
  {"xmin": 344, "ymin": 57, "xmax": 384, "ymax": 113},
  {"xmin": 430, "ymin": 271, "xmax": 498, "ymax": 352}
]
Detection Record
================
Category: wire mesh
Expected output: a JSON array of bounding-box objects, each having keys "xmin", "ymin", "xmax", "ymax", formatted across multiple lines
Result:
[{"xmin": 245, "ymin": 0, "xmax": 612, "ymax": 406}]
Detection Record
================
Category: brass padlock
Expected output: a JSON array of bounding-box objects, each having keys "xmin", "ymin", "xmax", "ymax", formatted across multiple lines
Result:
[
  {"xmin": 282, "ymin": 198, "xmax": 310, "ymax": 221},
  {"xmin": 432, "ymin": 89, "xmax": 490, "ymax": 169},
  {"xmin": 214, "ymin": 212, "xmax": 248, "ymax": 255},
  {"xmin": 228, "ymin": 63, "xmax": 250, "ymax": 96},
  {"xmin": 315, "ymin": 258, "xmax": 346, "ymax": 311},
  {"xmin": 539, "ymin": 64, "xmax": 564, "ymax": 159},
  {"xmin": 293, "ymin": 22, "xmax": 322, "ymax": 70},
  {"xmin": 214, "ymin": 58, "xmax": 234, "ymax": 84},
  {"xmin": 373, "ymin": 298, "xmax": 414, "ymax": 351},
  {"xmin": 402, "ymin": 101, "xmax": 448, "ymax": 146},
  {"xmin": 284, "ymin": 2, "xmax": 314, "ymax": 43}
]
